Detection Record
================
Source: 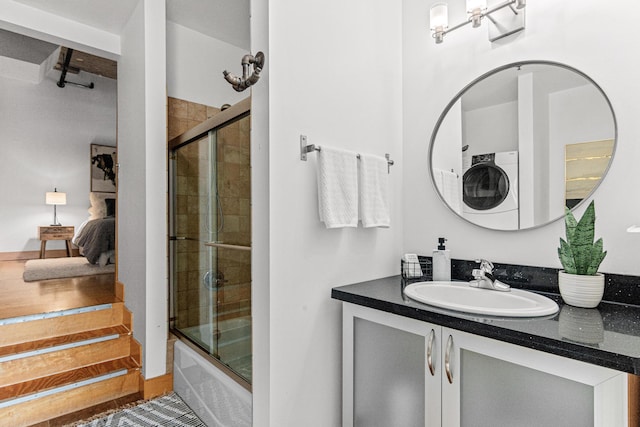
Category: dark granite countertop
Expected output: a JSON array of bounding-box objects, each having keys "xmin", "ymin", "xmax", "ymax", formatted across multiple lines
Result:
[{"xmin": 332, "ymin": 275, "xmax": 640, "ymax": 375}]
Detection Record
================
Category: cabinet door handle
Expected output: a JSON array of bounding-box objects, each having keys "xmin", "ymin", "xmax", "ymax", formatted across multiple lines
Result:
[
  {"xmin": 427, "ymin": 329, "xmax": 436, "ymax": 376},
  {"xmin": 445, "ymin": 334, "xmax": 454, "ymax": 384}
]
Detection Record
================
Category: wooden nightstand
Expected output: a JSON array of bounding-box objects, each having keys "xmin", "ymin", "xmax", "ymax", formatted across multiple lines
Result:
[{"xmin": 39, "ymin": 226, "xmax": 75, "ymax": 258}]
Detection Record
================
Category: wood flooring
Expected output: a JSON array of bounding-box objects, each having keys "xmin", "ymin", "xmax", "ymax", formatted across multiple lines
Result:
[{"xmin": 0, "ymin": 260, "xmax": 117, "ymax": 320}]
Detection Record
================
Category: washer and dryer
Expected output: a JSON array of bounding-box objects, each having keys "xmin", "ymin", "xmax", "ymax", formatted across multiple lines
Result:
[{"xmin": 462, "ymin": 151, "xmax": 519, "ymax": 230}]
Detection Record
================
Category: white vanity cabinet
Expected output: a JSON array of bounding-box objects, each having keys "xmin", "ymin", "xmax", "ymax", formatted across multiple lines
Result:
[
  {"xmin": 343, "ymin": 303, "xmax": 442, "ymax": 426},
  {"xmin": 342, "ymin": 303, "xmax": 629, "ymax": 427}
]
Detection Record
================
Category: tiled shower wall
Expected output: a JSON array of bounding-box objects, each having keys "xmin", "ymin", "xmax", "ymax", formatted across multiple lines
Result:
[
  {"xmin": 215, "ymin": 115, "xmax": 251, "ymax": 322},
  {"xmin": 169, "ymin": 97, "xmax": 251, "ymax": 329},
  {"xmin": 168, "ymin": 97, "xmax": 220, "ymax": 140}
]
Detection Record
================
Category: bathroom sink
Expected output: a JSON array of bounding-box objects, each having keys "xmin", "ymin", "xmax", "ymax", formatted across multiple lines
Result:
[{"xmin": 403, "ymin": 281, "xmax": 559, "ymax": 317}]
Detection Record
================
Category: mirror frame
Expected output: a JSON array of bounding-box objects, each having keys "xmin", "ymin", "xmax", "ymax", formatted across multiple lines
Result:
[{"xmin": 428, "ymin": 60, "xmax": 618, "ymax": 231}]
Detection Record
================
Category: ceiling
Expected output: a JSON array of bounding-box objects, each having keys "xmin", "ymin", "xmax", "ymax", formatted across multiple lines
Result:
[
  {"xmin": 166, "ymin": 0, "xmax": 250, "ymax": 49},
  {"xmin": 13, "ymin": 0, "xmax": 250, "ymax": 49},
  {"xmin": 0, "ymin": 29, "xmax": 118, "ymax": 81},
  {"xmin": 0, "ymin": 0, "xmax": 249, "ymax": 83},
  {"xmin": 14, "ymin": 0, "xmax": 140, "ymax": 36},
  {"xmin": 0, "ymin": 28, "xmax": 58, "ymax": 64}
]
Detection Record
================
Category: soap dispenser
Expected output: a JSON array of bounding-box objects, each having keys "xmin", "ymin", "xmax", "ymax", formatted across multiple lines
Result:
[{"xmin": 432, "ymin": 237, "xmax": 451, "ymax": 281}]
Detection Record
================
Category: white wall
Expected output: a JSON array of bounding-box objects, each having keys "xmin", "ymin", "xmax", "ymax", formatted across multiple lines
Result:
[
  {"xmin": 404, "ymin": 0, "xmax": 640, "ymax": 274},
  {"xmin": 253, "ymin": 0, "xmax": 404, "ymax": 425},
  {"xmin": 0, "ymin": 65, "xmax": 116, "ymax": 253},
  {"xmin": 166, "ymin": 21, "xmax": 246, "ymax": 107},
  {"xmin": 463, "ymin": 101, "xmax": 518, "ymax": 155},
  {"xmin": 249, "ymin": 0, "xmax": 270, "ymax": 423},
  {"xmin": 117, "ymin": 0, "xmax": 168, "ymax": 379}
]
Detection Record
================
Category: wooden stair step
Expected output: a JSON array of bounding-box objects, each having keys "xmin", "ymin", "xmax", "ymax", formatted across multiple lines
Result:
[
  {"xmin": 0, "ymin": 302, "xmax": 127, "ymax": 348},
  {"xmin": 0, "ymin": 370, "xmax": 139, "ymax": 426},
  {"xmin": 0, "ymin": 335, "xmax": 134, "ymax": 388},
  {"xmin": 0, "ymin": 325, "xmax": 130, "ymax": 359},
  {"xmin": 0, "ymin": 356, "xmax": 140, "ymax": 402}
]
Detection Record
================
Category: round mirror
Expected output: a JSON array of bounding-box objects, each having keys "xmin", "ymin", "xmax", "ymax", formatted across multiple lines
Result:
[{"xmin": 429, "ymin": 61, "xmax": 617, "ymax": 231}]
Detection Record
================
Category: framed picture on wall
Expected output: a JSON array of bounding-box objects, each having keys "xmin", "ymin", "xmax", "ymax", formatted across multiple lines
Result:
[{"xmin": 90, "ymin": 144, "xmax": 117, "ymax": 193}]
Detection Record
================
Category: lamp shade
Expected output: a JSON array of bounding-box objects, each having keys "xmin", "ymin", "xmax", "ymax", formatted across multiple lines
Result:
[
  {"xmin": 466, "ymin": 0, "xmax": 487, "ymax": 12},
  {"xmin": 46, "ymin": 191, "xmax": 67, "ymax": 205},
  {"xmin": 430, "ymin": 3, "xmax": 449, "ymax": 30}
]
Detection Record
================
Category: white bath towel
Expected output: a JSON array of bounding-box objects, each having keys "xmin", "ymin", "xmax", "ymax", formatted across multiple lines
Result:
[
  {"xmin": 317, "ymin": 146, "xmax": 359, "ymax": 228},
  {"xmin": 358, "ymin": 153, "xmax": 390, "ymax": 228},
  {"xmin": 434, "ymin": 168, "xmax": 461, "ymax": 214}
]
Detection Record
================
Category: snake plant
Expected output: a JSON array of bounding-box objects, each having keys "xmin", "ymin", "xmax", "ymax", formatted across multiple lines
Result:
[{"xmin": 558, "ymin": 200, "xmax": 607, "ymax": 275}]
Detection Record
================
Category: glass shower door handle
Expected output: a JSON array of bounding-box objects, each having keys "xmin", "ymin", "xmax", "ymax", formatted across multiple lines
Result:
[
  {"xmin": 205, "ymin": 242, "xmax": 252, "ymax": 251},
  {"xmin": 170, "ymin": 236, "xmax": 205, "ymax": 242},
  {"xmin": 203, "ymin": 271, "xmax": 229, "ymax": 289}
]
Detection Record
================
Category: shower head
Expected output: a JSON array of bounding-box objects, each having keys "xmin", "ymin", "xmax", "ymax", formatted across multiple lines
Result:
[{"xmin": 223, "ymin": 51, "xmax": 265, "ymax": 92}]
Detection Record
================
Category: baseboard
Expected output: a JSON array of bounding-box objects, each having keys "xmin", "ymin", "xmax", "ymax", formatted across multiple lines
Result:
[
  {"xmin": 139, "ymin": 373, "xmax": 173, "ymax": 400},
  {"xmin": 0, "ymin": 249, "xmax": 80, "ymax": 261},
  {"xmin": 0, "ymin": 251, "xmax": 39, "ymax": 261}
]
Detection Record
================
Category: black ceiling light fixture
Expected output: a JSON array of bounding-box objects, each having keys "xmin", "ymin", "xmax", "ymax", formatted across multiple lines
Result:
[{"xmin": 57, "ymin": 48, "xmax": 94, "ymax": 89}]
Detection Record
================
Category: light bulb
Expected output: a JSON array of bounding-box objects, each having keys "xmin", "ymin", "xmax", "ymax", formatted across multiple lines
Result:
[
  {"xmin": 430, "ymin": 3, "xmax": 449, "ymax": 31},
  {"xmin": 466, "ymin": 0, "xmax": 487, "ymax": 13},
  {"xmin": 466, "ymin": 0, "xmax": 486, "ymax": 28},
  {"xmin": 430, "ymin": 3, "xmax": 448, "ymax": 43}
]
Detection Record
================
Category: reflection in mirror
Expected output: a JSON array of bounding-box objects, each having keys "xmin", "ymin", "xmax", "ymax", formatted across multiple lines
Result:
[
  {"xmin": 564, "ymin": 139, "xmax": 613, "ymax": 209},
  {"xmin": 430, "ymin": 61, "xmax": 616, "ymax": 231}
]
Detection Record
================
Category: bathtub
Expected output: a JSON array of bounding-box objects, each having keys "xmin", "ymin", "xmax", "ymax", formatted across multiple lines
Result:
[
  {"xmin": 174, "ymin": 339, "xmax": 252, "ymax": 427},
  {"xmin": 178, "ymin": 317, "xmax": 252, "ymax": 381}
]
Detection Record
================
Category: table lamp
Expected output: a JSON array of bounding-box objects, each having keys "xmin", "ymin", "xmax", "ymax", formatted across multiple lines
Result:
[{"xmin": 45, "ymin": 188, "xmax": 66, "ymax": 226}]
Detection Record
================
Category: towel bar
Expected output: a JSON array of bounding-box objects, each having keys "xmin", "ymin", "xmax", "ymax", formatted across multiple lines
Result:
[{"xmin": 299, "ymin": 135, "xmax": 395, "ymax": 172}]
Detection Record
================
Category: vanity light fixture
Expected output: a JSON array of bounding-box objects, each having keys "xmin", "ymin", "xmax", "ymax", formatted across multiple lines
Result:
[{"xmin": 430, "ymin": 0, "xmax": 526, "ymax": 44}]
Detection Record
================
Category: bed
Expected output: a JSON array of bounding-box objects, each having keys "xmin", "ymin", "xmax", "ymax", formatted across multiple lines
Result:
[{"xmin": 72, "ymin": 192, "xmax": 116, "ymax": 266}]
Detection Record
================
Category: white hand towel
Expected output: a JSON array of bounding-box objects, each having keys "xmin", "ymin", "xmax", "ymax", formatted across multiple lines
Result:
[
  {"xmin": 358, "ymin": 153, "xmax": 390, "ymax": 228},
  {"xmin": 434, "ymin": 168, "xmax": 461, "ymax": 214},
  {"xmin": 317, "ymin": 146, "xmax": 359, "ymax": 228}
]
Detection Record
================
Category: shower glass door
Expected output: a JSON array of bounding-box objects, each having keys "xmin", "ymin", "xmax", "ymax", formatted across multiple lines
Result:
[{"xmin": 170, "ymin": 113, "xmax": 252, "ymax": 385}]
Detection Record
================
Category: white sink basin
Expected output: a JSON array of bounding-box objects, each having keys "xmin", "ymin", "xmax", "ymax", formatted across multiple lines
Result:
[{"xmin": 403, "ymin": 281, "xmax": 559, "ymax": 317}]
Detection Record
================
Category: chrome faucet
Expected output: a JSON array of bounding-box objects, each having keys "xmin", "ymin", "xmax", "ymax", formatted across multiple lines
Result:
[{"xmin": 469, "ymin": 259, "xmax": 511, "ymax": 292}]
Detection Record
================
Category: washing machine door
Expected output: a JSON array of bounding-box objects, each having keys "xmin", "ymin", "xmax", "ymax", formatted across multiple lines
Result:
[{"xmin": 463, "ymin": 162, "xmax": 510, "ymax": 210}]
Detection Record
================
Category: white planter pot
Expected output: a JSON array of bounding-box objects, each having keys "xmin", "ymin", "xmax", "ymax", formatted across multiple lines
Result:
[{"xmin": 558, "ymin": 271, "xmax": 605, "ymax": 308}]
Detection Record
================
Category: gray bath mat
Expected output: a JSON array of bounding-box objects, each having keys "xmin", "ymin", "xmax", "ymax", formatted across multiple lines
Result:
[
  {"xmin": 23, "ymin": 257, "xmax": 114, "ymax": 282},
  {"xmin": 70, "ymin": 392, "xmax": 205, "ymax": 427}
]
